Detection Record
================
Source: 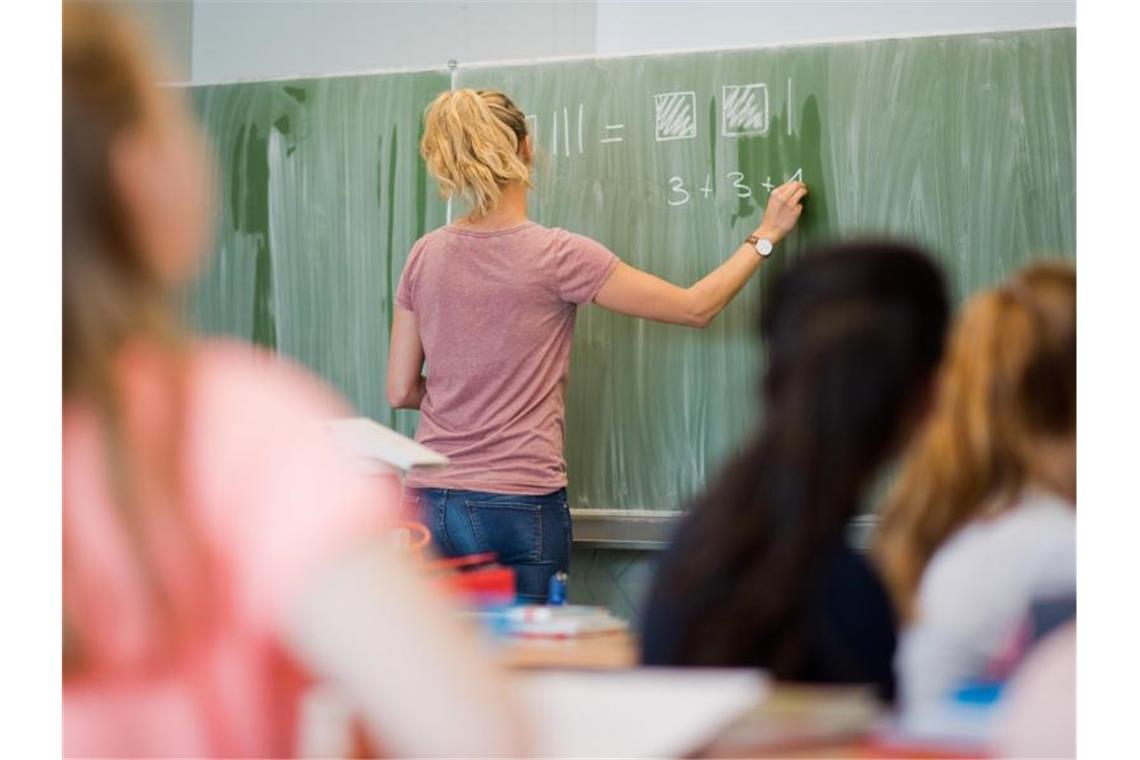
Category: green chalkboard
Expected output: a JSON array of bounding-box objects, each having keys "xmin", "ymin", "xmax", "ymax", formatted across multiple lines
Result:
[
  {"xmin": 186, "ymin": 70, "xmax": 450, "ymax": 436},
  {"xmin": 186, "ymin": 28, "xmax": 1074, "ymax": 513},
  {"xmin": 456, "ymin": 28, "xmax": 1075, "ymax": 511}
]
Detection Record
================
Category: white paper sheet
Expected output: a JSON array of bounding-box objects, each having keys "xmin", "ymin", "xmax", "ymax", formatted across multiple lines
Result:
[
  {"xmin": 512, "ymin": 668, "xmax": 769, "ymax": 758},
  {"xmin": 325, "ymin": 417, "xmax": 448, "ymax": 472}
]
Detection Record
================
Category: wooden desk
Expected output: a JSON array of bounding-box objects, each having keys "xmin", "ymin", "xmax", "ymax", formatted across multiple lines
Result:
[
  {"xmin": 497, "ymin": 631, "xmax": 639, "ymax": 670},
  {"xmin": 496, "ymin": 635, "xmax": 986, "ymax": 758}
]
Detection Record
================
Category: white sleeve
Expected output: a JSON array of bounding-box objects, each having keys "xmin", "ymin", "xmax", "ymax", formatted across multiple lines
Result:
[{"xmin": 896, "ymin": 622, "xmax": 977, "ymax": 715}]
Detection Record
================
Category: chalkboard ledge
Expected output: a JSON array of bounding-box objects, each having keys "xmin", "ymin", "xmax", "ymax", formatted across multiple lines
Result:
[
  {"xmin": 570, "ymin": 509, "xmax": 680, "ymax": 550},
  {"xmin": 570, "ymin": 510, "xmax": 879, "ymax": 552}
]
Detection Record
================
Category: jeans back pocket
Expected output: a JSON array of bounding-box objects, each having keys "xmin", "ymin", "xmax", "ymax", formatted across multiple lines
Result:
[{"xmin": 464, "ymin": 500, "xmax": 543, "ymax": 564}]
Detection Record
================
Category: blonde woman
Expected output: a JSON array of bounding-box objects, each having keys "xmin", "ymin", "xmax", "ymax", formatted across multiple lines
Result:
[
  {"xmin": 873, "ymin": 263, "xmax": 1076, "ymax": 718},
  {"xmin": 64, "ymin": 6, "xmax": 524, "ymax": 756},
  {"xmin": 388, "ymin": 89, "xmax": 807, "ymax": 601}
]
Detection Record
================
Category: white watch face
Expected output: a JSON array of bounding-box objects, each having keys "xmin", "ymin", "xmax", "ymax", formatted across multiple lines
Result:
[{"xmin": 755, "ymin": 238, "xmax": 774, "ymax": 257}]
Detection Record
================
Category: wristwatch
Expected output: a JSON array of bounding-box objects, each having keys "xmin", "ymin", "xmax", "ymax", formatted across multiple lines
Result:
[{"xmin": 747, "ymin": 234, "xmax": 774, "ymax": 258}]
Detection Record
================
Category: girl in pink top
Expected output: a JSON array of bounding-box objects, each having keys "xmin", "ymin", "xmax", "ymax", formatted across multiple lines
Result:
[
  {"xmin": 63, "ymin": 5, "xmax": 524, "ymax": 757},
  {"xmin": 388, "ymin": 90, "xmax": 807, "ymax": 601}
]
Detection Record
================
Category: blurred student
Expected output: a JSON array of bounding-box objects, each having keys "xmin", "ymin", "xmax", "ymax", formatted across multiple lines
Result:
[
  {"xmin": 388, "ymin": 88, "xmax": 805, "ymax": 601},
  {"xmin": 874, "ymin": 263, "xmax": 1076, "ymax": 717},
  {"xmin": 63, "ymin": 4, "xmax": 523, "ymax": 757},
  {"xmin": 640, "ymin": 243, "xmax": 950, "ymax": 702},
  {"xmin": 994, "ymin": 623, "xmax": 1076, "ymax": 758}
]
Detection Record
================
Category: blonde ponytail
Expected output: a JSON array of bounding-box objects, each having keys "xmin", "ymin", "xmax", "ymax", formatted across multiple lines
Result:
[{"xmin": 420, "ymin": 89, "xmax": 531, "ymax": 219}]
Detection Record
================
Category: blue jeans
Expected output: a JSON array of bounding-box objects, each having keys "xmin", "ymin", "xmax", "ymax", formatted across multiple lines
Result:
[{"xmin": 411, "ymin": 487, "xmax": 571, "ymax": 603}]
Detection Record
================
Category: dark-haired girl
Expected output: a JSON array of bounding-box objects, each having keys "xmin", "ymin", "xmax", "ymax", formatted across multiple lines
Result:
[{"xmin": 640, "ymin": 242, "xmax": 950, "ymax": 703}]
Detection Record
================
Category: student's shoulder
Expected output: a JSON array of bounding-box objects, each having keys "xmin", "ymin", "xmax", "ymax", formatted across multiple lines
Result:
[
  {"xmin": 826, "ymin": 543, "xmax": 882, "ymax": 582},
  {"xmin": 186, "ymin": 341, "xmax": 392, "ymax": 623},
  {"xmin": 185, "ymin": 340, "xmax": 372, "ymax": 521},
  {"xmin": 919, "ymin": 524, "xmax": 996, "ymax": 600},
  {"xmin": 933, "ymin": 492, "xmax": 1074, "ymax": 571},
  {"xmin": 820, "ymin": 544, "xmax": 893, "ymax": 609},
  {"xmin": 996, "ymin": 490, "xmax": 1075, "ymax": 538},
  {"xmin": 189, "ymin": 339, "xmax": 351, "ymax": 433},
  {"xmin": 919, "ymin": 497, "xmax": 1074, "ymax": 611}
]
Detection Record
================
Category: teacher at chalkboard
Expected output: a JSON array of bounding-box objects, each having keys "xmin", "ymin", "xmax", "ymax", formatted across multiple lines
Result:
[{"xmin": 388, "ymin": 89, "xmax": 806, "ymax": 602}]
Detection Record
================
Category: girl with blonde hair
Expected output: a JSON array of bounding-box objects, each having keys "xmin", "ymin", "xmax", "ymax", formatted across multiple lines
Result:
[
  {"xmin": 63, "ymin": 4, "xmax": 523, "ymax": 756},
  {"xmin": 390, "ymin": 89, "xmax": 807, "ymax": 600},
  {"xmin": 873, "ymin": 262, "xmax": 1076, "ymax": 717}
]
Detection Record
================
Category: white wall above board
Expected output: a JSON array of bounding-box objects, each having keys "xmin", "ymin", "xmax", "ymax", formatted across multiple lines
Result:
[
  {"xmin": 182, "ymin": 0, "xmax": 1074, "ymax": 85},
  {"xmin": 116, "ymin": 0, "xmax": 194, "ymax": 81},
  {"xmin": 190, "ymin": 0, "xmax": 597, "ymax": 84},
  {"xmin": 595, "ymin": 1, "xmax": 1075, "ymax": 55}
]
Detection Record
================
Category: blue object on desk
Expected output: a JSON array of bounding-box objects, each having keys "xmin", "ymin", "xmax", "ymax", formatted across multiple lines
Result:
[
  {"xmin": 953, "ymin": 679, "xmax": 1004, "ymax": 706},
  {"xmin": 548, "ymin": 571, "xmax": 568, "ymax": 605}
]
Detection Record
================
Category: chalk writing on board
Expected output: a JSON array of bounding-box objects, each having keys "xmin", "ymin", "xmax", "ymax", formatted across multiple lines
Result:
[
  {"xmin": 600, "ymin": 124, "xmax": 625, "ymax": 144},
  {"xmin": 667, "ymin": 176, "xmax": 690, "ymax": 206},
  {"xmin": 786, "ymin": 78, "xmax": 793, "ymax": 135},
  {"xmin": 726, "ymin": 171, "xmax": 752, "ymax": 198},
  {"xmin": 665, "ymin": 169, "xmax": 803, "ymax": 207},
  {"xmin": 540, "ymin": 104, "xmax": 586, "ymax": 157},
  {"xmin": 578, "ymin": 103, "xmax": 584, "ymax": 154},
  {"xmin": 526, "ymin": 78, "xmax": 795, "ymax": 158},
  {"xmin": 722, "ymin": 84, "xmax": 769, "ymax": 137},
  {"xmin": 654, "ymin": 91, "xmax": 697, "ymax": 141}
]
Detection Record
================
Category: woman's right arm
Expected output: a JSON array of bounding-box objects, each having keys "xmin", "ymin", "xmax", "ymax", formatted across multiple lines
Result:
[{"xmin": 593, "ymin": 180, "xmax": 807, "ymax": 328}]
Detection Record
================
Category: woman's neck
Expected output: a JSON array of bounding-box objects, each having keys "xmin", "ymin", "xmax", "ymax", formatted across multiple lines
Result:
[{"xmin": 455, "ymin": 183, "xmax": 529, "ymax": 230}]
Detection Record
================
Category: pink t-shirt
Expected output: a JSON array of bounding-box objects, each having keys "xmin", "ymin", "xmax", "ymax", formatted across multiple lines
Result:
[
  {"xmin": 395, "ymin": 222, "xmax": 620, "ymax": 494},
  {"xmin": 63, "ymin": 340, "xmax": 395, "ymax": 758}
]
